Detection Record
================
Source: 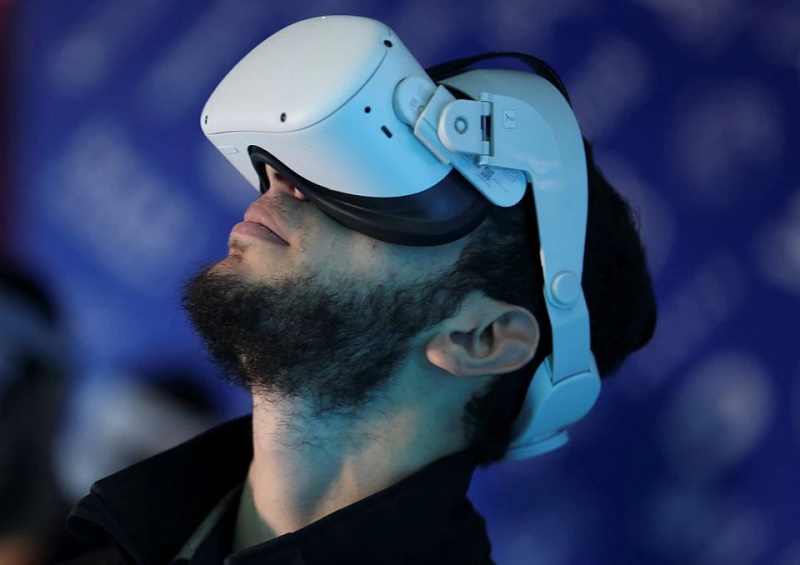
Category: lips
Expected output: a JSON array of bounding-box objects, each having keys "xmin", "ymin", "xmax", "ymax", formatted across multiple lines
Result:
[{"xmin": 243, "ymin": 203, "xmax": 289, "ymax": 245}]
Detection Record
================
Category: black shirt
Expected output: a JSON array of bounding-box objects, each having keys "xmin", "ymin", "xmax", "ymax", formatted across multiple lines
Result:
[{"xmin": 66, "ymin": 416, "xmax": 495, "ymax": 564}]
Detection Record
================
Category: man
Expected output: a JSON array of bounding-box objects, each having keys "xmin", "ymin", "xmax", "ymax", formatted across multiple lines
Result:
[{"xmin": 65, "ymin": 16, "xmax": 656, "ymax": 564}]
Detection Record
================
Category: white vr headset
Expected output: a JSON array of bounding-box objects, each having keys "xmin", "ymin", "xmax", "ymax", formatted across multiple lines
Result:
[{"xmin": 201, "ymin": 15, "xmax": 601, "ymax": 460}]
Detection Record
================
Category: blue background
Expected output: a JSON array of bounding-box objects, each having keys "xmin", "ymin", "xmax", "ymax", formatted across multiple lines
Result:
[{"xmin": 4, "ymin": 1, "xmax": 800, "ymax": 563}]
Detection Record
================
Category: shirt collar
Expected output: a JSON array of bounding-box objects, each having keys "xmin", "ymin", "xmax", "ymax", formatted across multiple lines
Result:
[
  {"xmin": 68, "ymin": 415, "xmax": 492, "ymax": 564},
  {"xmin": 68, "ymin": 416, "xmax": 253, "ymax": 564}
]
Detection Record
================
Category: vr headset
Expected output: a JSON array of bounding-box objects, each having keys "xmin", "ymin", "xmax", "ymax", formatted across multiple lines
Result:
[{"xmin": 201, "ymin": 15, "xmax": 601, "ymax": 460}]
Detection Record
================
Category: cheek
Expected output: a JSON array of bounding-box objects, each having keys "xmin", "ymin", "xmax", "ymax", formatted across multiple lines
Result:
[
  {"xmin": 345, "ymin": 243, "xmax": 428, "ymax": 283},
  {"xmin": 301, "ymin": 231, "xmax": 398, "ymax": 280},
  {"xmin": 298, "ymin": 206, "xmax": 461, "ymax": 283}
]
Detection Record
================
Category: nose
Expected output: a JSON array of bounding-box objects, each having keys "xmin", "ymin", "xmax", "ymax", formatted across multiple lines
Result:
[{"xmin": 265, "ymin": 166, "xmax": 307, "ymax": 201}]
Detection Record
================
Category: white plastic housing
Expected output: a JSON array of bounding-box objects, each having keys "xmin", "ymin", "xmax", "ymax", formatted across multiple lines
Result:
[
  {"xmin": 439, "ymin": 70, "xmax": 596, "ymax": 379},
  {"xmin": 437, "ymin": 70, "xmax": 601, "ymax": 458},
  {"xmin": 201, "ymin": 16, "xmax": 451, "ymax": 197}
]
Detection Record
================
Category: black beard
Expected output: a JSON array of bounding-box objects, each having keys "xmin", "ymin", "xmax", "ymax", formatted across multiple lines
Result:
[{"xmin": 181, "ymin": 265, "xmax": 459, "ymax": 417}]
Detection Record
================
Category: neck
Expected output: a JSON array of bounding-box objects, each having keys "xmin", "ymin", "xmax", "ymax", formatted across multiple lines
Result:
[{"xmin": 242, "ymin": 389, "xmax": 462, "ymax": 541}]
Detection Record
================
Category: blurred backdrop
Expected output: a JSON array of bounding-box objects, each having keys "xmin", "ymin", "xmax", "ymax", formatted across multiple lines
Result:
[{"xmin": 1, "ymin": 0, "xmax": 799, "ymax": 563}]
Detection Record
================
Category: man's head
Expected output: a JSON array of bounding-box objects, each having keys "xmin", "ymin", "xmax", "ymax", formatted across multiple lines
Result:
[{"xmin": 184, "ymin": 15, "xmax": 657, "ymax": 464}]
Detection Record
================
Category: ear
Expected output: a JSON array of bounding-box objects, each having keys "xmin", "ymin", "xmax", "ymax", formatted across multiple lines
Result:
[{"xmin": 425, "ymin": 293, "xmax": 539, "ymax": 378}]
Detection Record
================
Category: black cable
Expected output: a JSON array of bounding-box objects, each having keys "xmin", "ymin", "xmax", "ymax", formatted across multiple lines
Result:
[{"xmin": 426, "ymin": 51, "xmax": 572, "ymax": 105}]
